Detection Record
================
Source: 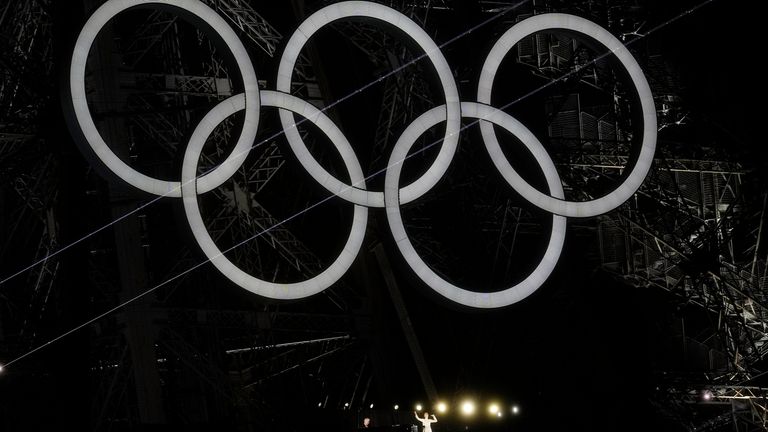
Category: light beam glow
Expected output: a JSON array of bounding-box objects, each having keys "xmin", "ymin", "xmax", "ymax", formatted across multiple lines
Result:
[
  {"xmin": 437, "ymin": 402, "xmax": 448, "ymax": 413},
  {"xmin": 461, "ymin": 400, "xmax": 476, "ymax": 416}
]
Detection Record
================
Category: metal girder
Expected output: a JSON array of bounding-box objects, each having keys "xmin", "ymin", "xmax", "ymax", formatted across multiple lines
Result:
[
  {"xmin": 159, "ymin": 327, "xmax": 249, "ymax": 403},
  {"xmin": 90, "ymin": 338, "xmax": 133, "ymax": 431},
  {"xmin": 371, "ymin": 70, "xmax": 432, "ymax": 166},
  {"xmin": 202, "ymin": 0, "xmax": 323, "ymax": 104},
  {"xmin": 238, "ymin": 335, "xmax": 355, "ymax": 387},
  {"xmin": 600, "ymin": 215, "xmax": 768, "ymax": 359},
  {"xmin": 514, "ymin": 16, "xmax": 617, "ymax": 90},
  {"xmin": 329, "ymin": 1, "xmax": 435, "ymax": 167},
  {"xmin": 0, "ymin": 133, "xmax": 33, "ymax": 162},
  {"xmin": 128, "ymin": 95, "xmax": 328, "ymax": 282},
  {"xmin": 594, "ymin": 157, "xmax": 768, "ymax": 356},
  {"xmin": 118, "ymin": 0, "xmax": 336, "ymax": 284},
  {"xmin": 591, "ymin": 158, "xmax": 768, "ymax": 427},
  {"xmin": 0, "ymin": 0, "xmax": 53, "ymax": 118},
  {"xmin": 120, "ymin": 10, "xmax": 178, "ymax": 68},
  {"xmin": 373, "ymin": 244, "xmax": 437, "ymax": 402},
  {"xmin": 202, "ymin": 0, "xmax": 282, "ymax": 58},
  {"xmin": 126, "ymin": 97, "xmax": 326, "ymax": 281},
  {"xmin": 331, "ymin": 0, "xmax": 436, "ymax": 68},
  {"xmin": 122, "ymin": 0, "xmax": 320, "ymax": 103},
  {"xmin": 514, "ymin": 4, "xmax": 766, "ymax": 424},
  {"xmin": 18, "ymin": 214, "xmax": 59, "ymax": 343},
  {"xmin": 157, "ymin": 326, "xmax": 282, "ymax": 428},
  {"xmin": 163, "ymin": 308, "xmax": 353, "ymax": 334},
  {"xmin": 654, "ymin": 380, "xmax": 768, "ymax": 432},
  {"xmin": 0, "ymin": 151, "xmax": 60, "ymax": 350},
  {"xmin": 121, "ymin": 11, "xmax": 352, "ymax": 309},
  {"xmin": 226, "ymin": 334, "xmax": 352, "ymax": 354},
  {"xmin": 119, "ymin": 72, "xmax": 235, "ymax": 98},
  {"xmin": 561, "ymin": 154, "xmax": 746, "ymax": 175}
]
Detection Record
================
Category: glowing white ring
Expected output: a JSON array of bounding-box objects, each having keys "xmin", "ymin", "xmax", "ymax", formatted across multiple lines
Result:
[
  {"xmin": 385, "ymin": 102, "xmax": 567, "ymax": 308},
  {"xmin": 70, "ymin": 0, "xmax": 260, "ymax": 197},
  {"xmin": 276, "ymin": 1, "xmax": 462, "ymax": 208},
  {"xmin": 478, "ymin": 13, "xmax": 656, "ymax": 218},
  {"xmin": 181, "ymin": 91, "xmax": 368, "ymax": 299}
]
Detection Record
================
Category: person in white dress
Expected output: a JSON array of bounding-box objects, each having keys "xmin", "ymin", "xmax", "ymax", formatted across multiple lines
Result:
[{"xmin": 414, "ymin": 411, "xmax": 437, "ymax": 432}]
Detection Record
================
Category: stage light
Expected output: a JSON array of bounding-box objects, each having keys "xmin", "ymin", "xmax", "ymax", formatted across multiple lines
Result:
[
  {"xmin": 461, "ymin": 400, "xmax": 476, "ymax": 416},
  {"xmin": 370, "ymin": 404, "xmax": 374, "ymax": 409},
  {"xmin": 415, "ymin": 404, "xmax": 423, "ymax": 411},
  {"xmin": 702, "ymin": 390, "xmax": 713, "ymax": 401},
  {"xmin": 497, "ymin": 412, "xmax": 503, "ymax": 418},
  {"xmin": 317, "ymin": 402, "xmax": 322, "ymax": 407},
  {"xmin": 0, "ymin": 365, "xmax": 3, "ymax": 373},
  {"xmin": 437, "ymin": 402, "xmax": 447, "ymax": 413},
  {"xmin": 511, "ymin": 405, "xmax": 520, "ymax": 414},
  {"xmin": 488, "ymin": 403, "xmax": 499, "ymax": 414},
  {"xmin": 344, "ymin": 402, "xmax": 349, "ymax": 407},
  {"xmin": 394, "ymin": 404, "xmax": 399, "ymax": 410}
]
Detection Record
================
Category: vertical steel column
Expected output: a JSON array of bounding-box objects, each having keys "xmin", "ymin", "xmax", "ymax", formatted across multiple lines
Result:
[
  {"xmin": 373, "ymin": 244, "xmax": 437, "ymax": 402},
  {"xmin": 83, "ymin": 0, "xmax": 165, "ymax": 423}
]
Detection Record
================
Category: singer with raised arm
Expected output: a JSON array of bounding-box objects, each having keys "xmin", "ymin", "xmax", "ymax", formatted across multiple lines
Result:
[{"xmin": 414, "ymin": 411, "xmax": 437, "ymax": 432}]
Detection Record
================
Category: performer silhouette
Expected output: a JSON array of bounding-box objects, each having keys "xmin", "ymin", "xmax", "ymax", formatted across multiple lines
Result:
[{"xmin": 414, "ymin": 411, "xmax": 437, "ymax": 432}]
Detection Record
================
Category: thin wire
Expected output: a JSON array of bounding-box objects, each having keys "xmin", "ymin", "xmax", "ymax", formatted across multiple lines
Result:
[
  {"xmin": 1, "ymin": 0, "xmax": 716, "ymax": 370},
  {"xmin": 0, "ymin": 0, "xmax": 529, "ymax": 289}
]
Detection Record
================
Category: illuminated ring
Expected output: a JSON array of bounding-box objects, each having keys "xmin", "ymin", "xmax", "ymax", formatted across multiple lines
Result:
[
  {"xmin": 477, "ymin": 13, "xmax": 656, "ymax": 218},
  {"xmin": 70, "ymin": 0, "xmax": 260, "ymax": 197},
  {"xmin": 385, "ymin": 102, "xmax": 567, "ymax": 308},
  {"xmin": 276, "ymin": 1, "xmax": 462, "ymax": 208},
  {"xmin": 181, "ymin": 91, "xmax": 368, "ymax": 300}
]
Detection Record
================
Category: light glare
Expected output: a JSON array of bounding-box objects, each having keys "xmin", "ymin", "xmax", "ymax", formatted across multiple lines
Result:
[
  {"xmin": 437, "ymin": 402, "xmax": 447, "ymax": 413},
  {"xmin": 461, "ymin": 400, "xmax": 476, "ymax": 416}
]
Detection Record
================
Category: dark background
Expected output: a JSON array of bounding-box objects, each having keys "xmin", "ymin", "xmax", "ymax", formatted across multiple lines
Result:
[{"xmin": 0, "ymin": 0, "xmax": 763, "ymax": 431}]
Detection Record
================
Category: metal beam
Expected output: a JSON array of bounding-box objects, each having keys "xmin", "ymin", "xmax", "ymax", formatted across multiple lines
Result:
[{"xmin": 373, "ymin": 244, "xmax": 437, "ymax": 402}]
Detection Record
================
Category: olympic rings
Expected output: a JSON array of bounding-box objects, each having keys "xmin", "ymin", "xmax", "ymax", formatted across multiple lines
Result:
[{"xmin": 68, "ymin": 0, "xmax": 657, "ymax": 308}]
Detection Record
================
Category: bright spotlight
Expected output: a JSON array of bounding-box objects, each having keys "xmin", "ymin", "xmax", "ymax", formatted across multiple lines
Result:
[
  {"xmin": 0, "ymin": 365, "xmax": 4, "ymax": 373},
  {"xmin": 511, "ymin": 405, "xmax": 520, "ymax": 414},
  {"xmin": 497, "ymin": 412, "xmax": 503, "ymax": 418},
  {"xmin": 415, "ymin": 404, "xmax": 423, "ymax": 411},
  {"xmin": 461, "ymin": 400, "xmax": 476, "ymax": 416},
  {"xmin": 488, "ymin": 403, "xmax": 500, "ymax": 414},
  {"xmin": 437, "ymin": 402, "xmax": 448, "ymax": 413},
  {"xmin": 370, "ymin": 403, "xmax": 374, "ymax": 409},
  {"xmin": 394, "ymin": 404, "xmax": 399, "ymax": 410},
  {"xmin": 702, "ymin": 390, "xmax": 713, "ymax": 401},
  {"xmin": 344, "ymin": 402, "xmax": 349, "ymax": 408},
  {"xmin": 317, "ymin": 402, "xmax": 322, "ymax": 408}
]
